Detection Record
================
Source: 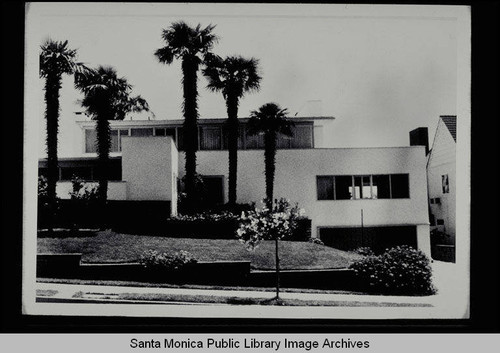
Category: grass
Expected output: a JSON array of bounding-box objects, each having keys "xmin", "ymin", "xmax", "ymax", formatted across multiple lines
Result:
[
  {"xmin": 37, "ymin": 230, "xmax": 362, "ymax": 270},
  {"xmin": 69, "ymin": 291, "xmax": 431, "ymax": 307}
]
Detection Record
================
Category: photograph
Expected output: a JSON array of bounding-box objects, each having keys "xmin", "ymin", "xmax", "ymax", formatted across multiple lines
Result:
[{"xmin": 23, "ymin": 2, "xmax": 470, "ymax": 320}]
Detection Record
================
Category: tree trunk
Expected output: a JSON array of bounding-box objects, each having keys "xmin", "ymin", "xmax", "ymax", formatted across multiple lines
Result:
[
  {"xmin": 44, "ymin": 73, "xmax": 62, "ymax": 230},
  {"xmin": 275, "ymin": 237, "xmax": 280, "ymax": 299},
  {"xmin": 95, "ymin": 114, "xmax": 111, "ymax": 228},
  {"xmin": 181, "ymin": 58, "xmax": 200, "ymax": 213},
  {"xmin": 264, "ymin": 132, "xmax": 277, "ymax": 210},
  {"xmin": 226, "ymin": 93, "xmax": 239, "ymax": 207}
]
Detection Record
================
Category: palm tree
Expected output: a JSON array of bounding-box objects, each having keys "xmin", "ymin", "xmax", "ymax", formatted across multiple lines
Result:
[
  {"xmin": 247, "ymin": 103, "xmax": 294, "ymax": 300},
  {"xmin": 154, "ymin": 21, "xmax": 218, "ymax": 212},
  {"xmin": 247, "ymin": 103, "xmax": 294, "ymax": 209},
  {"xmin": 203, "ymin": 55, "xmax": 261, "ymax": 207},
  {"xmin": 39, "ymin": 39, "xmax": 91, "ymax": 227},
  {"xmin": 75, "ymin": 66, "xmax": 149, "ymax": 205}
]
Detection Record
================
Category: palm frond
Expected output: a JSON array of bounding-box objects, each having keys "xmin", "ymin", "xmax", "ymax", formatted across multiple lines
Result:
[
  {"xmin": 154, "ymin": 46, "xmax": 175, "ymax": 65},
  {"xmin": 40, "ymin": 39, "xmax": 79, "ymax": 78},
  {"xmin": 75, "ymin": 65, "xmax": 149, "ymax": 121},
  {"xmin": 247, "ymin": 103, "xmax": 293, "ymax": 136}
]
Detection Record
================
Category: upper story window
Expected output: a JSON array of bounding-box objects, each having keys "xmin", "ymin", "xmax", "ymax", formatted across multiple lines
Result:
[
  {"xmin": 442, "ymin": 174, "xmax": 449, "ymax": 194},
  {"xmin": 85, "ymin": 128, "xmax": 130, "ymax": 153},
  {"xmin": 130, "ymin": 128, "xmax": 154, "ymax": 137},
  {"xmin": 84, "ymin": 122, "xmax": 314, "ymax": 153},
  {"xmin": 154, "ymin": 127, "xmax": 176, "ymax": 141},
  {"xmin": 317, "ymin": 174, "xmax": 409, "ymax": 200},
  {"xmin": 200, "ymin": 126, "xmax": 222, "ymax": 150}
]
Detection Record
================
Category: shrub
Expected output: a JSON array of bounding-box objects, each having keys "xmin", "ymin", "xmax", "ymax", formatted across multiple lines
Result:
[
  {"xmin": 308, "ymin": 237, "xmax": 324, "ymax": 245},
  {"xmin": 38, "ymin": 175, "xmax": 49, "ymax": 204},
  {"xmin": 170, "ymin": 211, "xmax": 239, "ymax": 222},
  {"xmin": 353, "ymin": 247, "xmax": 375, "ymax": 256},
  {"xmin": 349, "ymin": 245, "xmax": 436, "ymax": 295},
  {"xmin": 68, "ymin": 175, "xmax": 99, "ymax": 202},
  {"xmin": 140, "ymin": 250, "xmax": 197, "ymax": 271}
]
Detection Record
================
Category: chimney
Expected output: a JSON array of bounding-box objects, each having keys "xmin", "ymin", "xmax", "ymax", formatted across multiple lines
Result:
[{"xmin": 409, "ymin": 127, "xmax": 429, "ymax": 155}]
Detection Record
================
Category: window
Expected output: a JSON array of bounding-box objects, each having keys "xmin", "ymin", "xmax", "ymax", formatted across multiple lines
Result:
[
  {"xmin": 372, "ymin": 175, "xmax": 391, "ymax": 199},
  {"xmin": 335, "ymin": 175, "xmax": 353, "ymax": 200},
  {"xmin": 130, "ymin": 128, "xmax": 154, "ymax": 137},
  {"xmin": 430, "ymin": 197, "xmax": 441, "ymax": 205},
  {"xmin": 391, "ymin": 174, "xmax": 410, "ymax": 198},
  {"xmin": 276, "ymin": 124, "xmax": 313, "ymax": 149},
  {"xmin": 353, "ymin": 175, "xmax": 372, "ymax": 199},
  {"xmin": 317, "ymin": 176, "xmax": 334, "ymax": 200},
  {"xmin": 85, "ymin": 128, "xmax": 129, "ymax": 153},
  {"xmin": 200, "ymin": 126, "xmax": 222, "ymax": 150},
  {"xmin": 291, "ymin": 125, "xmax": 313, "ymax": 148},
  {"xmin": 177, "ymin": 127, "xmax": 184, "ymax": 150},
  {"xmin": 316, "ymin": 174, "xmax": 410, "ymax": 200},
  {"xmin": 222, "ymin": 126, "xmax": 245, "ymax": 150},
  {"xmin": 85, "ymin": 129, "xmax": 97, "ymax": 153},
  {"xmin": 246, "ymin": 131, "xmax": 265, "ymax": 149},
  {"xmin": 442, "ymin": 174, "xmax": 449, "ymax": 194},
  {"xmin": 436, "ymin": 219, "xmax": 444, "ymax": 226},
  {"xmin": 155, "ymin": 127, "xmax": 176, "ymax": 141},
  {"xmin": 277, "ymin": 133, "xmax": 292, "ymax": 149}
]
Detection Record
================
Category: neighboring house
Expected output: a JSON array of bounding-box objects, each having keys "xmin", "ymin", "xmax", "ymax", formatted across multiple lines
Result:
[
  {"xmin": 38, "ymin": 115, "xmax": 431, "ymax": 255},
  {"xmin": 427, "ymin": 115, "xmax": 457, "ymax": 240}
]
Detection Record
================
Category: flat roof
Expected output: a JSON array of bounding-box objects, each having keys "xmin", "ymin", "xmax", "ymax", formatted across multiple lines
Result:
[{"xmin": 76, "ymin": 116, "xmax": 335, "ymax": 127}]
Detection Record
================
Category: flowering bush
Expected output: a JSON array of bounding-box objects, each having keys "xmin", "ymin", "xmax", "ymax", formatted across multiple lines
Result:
[
  {"xmin": 140, "ymin": 250, "xmax": 197, "ymax": 271},
  {"xmin": 236, "ymin": 198, "xmax": 301, "ymax": 250},
  {"xmin": 353, "ymin": 247, "xmax": 375, "ymax": 256},
  {"xmin": 349, "ymin": 245, "xmax": 436, "ymax": 295}
]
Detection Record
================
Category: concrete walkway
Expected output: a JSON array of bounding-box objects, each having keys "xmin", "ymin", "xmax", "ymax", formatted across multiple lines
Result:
[{"xmin": 35, "ymin": 261, "xmax": 469, "ymax": 314}]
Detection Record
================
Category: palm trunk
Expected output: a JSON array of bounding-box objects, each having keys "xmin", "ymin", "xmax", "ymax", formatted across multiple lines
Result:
[
  {"xmin": 95, "ymin": 114, "xmax": 111, "ymax": 227},
  {"xmin": 264, "ymin": 132, "xmax": 277, "ymax": 210},
  {"xmin": 226, "ymin": 94, "xmax": 239, "ymax": 207},
  {"xmin": 44, "ymin": 73, "xmax": 62, "ymax": 230},
  {"xmin": 182, "ymin": 58, "xmax": 200, "ymax": 213},
  {"xmin": 275, "ymin": 237, "xmax": 280, "ymax": 299}
]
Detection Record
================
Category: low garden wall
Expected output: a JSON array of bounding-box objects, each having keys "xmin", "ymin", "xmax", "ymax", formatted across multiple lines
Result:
[{"xmin": 37, "ymin": 253, "xmax": 356, "ymax": 290}]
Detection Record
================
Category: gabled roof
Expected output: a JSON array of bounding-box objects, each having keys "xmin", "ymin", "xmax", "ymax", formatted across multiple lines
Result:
[{"xmin": 440, "ymin": 115, "xmax": 457, "ymax": 142}]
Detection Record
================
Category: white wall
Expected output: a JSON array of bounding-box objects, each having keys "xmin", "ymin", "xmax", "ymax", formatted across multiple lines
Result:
[
  {"xmin": 121, "ymin": 136, "xmax": 176, "ymax": 204},
  {"xmin": 179, "ymin": 146, "xmax": 430, "ymax": 238},
  {"xmin": 55, "ymin": 181, "xmax": 127, "ymax": 200},
  {"xmin": 428, "ymin": 119, "xmax": 456, "ymax": 237}
]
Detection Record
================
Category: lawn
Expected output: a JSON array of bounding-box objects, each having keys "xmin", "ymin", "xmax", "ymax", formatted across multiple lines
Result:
[{"xmin": 37, "ymin": 230, "xmax": 362, "ymax": 270}]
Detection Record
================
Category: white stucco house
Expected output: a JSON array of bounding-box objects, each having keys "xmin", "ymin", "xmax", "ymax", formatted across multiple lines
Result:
[
  {"xmin": 38, "ymin": 114, "xmax": 431, "ymax": 255},
  {"xmin": 427, "ymin": 115, "xmax": 456, "ymax": 240}
]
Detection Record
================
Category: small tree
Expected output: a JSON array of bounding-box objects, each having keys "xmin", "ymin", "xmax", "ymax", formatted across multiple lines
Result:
[{"xmin": 236, "ymin": 198, "xmax": 300, "ymax": 301}]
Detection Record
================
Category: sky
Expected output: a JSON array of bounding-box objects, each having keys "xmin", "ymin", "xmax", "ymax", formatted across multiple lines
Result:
[{"xmin": 27, "ymin": 3, "xmax": 464, "ymax": 155}]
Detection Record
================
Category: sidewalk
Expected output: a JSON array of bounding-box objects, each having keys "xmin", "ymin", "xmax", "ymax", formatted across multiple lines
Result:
[{"xmin": 35, "ymin": 261, "xmax": 468, "ymax": 311}]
